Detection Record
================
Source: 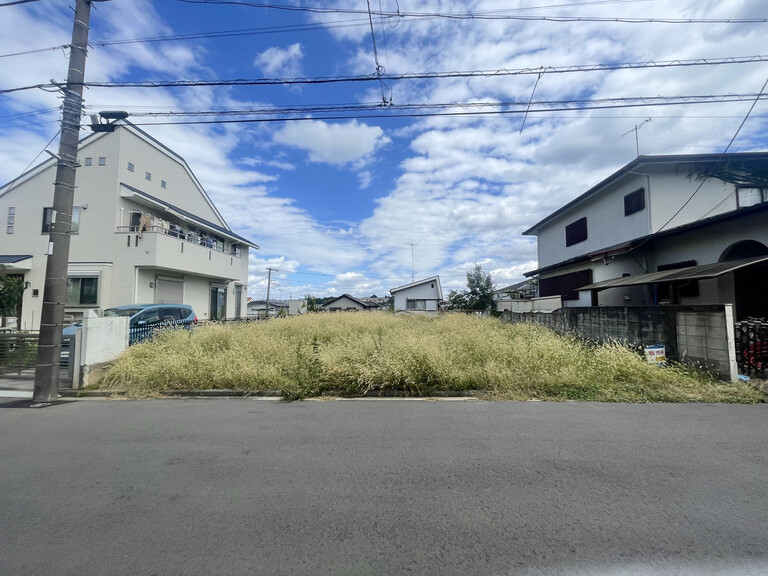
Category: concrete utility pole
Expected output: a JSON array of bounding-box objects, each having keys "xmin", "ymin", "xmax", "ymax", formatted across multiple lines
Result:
[
  {"xmin": 265, "ymin": 267, "xmax": 278, "ymax": 319},
  {"xmin": 33, "ymin": 0, "xmax": 108, "ymax": 404}
]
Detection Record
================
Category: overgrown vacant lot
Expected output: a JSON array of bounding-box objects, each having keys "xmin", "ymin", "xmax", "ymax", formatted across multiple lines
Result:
[{"xmin": 100, "ymin": 312, "xmax": 764, "ymax": 402}]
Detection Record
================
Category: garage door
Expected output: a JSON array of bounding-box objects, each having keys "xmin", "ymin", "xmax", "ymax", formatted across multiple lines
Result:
[{"xmin": 155, "ymin": 278, "xmax": 184, "ymax": 304}]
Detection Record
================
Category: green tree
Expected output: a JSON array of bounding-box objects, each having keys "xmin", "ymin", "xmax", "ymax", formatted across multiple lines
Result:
[
  {"xmin": 305, "ymin": 295, "xmax": 320, "ymax": 312},
  {"xmin": 446, "ymin": 264, "xmax": 496, "ymax": 311},
  {"xmin": 0, "ymin": 265, "xmax": 30, "ymax": 321}
]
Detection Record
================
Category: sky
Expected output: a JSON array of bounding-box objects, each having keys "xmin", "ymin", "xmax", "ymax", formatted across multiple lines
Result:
[{"xmin": 1, "ymin": 0, "xmax": 767, "ymax": 301}]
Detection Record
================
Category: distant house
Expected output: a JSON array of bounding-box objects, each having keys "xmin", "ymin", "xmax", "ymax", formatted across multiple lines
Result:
[
  {"xmin": 493, "ymin": 279, "xmax": 538, "ymax": 312},
  {"xmin": 247, "ymin": 299, "xmax": 288, "ymax": 318},
  {"xmin": 322, "ymin": 294, "xmax": 378, "ymax": 312},
  {"xmin": 288, "ymin": 299, "xmax": 307, "ymax": 315},
  {"xmin": 390, "ymin": 276, "xmax": 443, "ymax": 314},
  {"xmin": 523, "ymin": 153, "xmax": 768, "ymax": 320}
]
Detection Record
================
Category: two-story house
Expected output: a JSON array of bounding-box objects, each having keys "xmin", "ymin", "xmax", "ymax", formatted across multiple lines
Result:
[
  {"xmin": 523, "ymin": 153, "xmax": 768, "ymax": 320},
  {"xmin": 0, "ymin": 121, "xmax": 258, "ymax": 330}
]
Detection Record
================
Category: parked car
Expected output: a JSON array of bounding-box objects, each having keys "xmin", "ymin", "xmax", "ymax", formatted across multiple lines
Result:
[
  {"xmin": 60, "ymin": 322, "xmax": 82, "ymax": 367},
  {"xmin": 60, "ymin": 305, "xmax": 197, "ymax": 364},
  {"xmin": 103, "ymin": 304, "xmax": 197, "ymax": 345}
]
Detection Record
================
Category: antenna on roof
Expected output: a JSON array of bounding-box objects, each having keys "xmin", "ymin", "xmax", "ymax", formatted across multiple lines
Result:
[{"xmin": 622, "ymin": 118, "xmax": 651, "ymax": 156}]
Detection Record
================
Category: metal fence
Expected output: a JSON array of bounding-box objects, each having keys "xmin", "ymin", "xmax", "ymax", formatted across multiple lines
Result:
[
  {"xmin": 0, "ymin": 333, "xmax": 38, "ymax": 375},
  {"xmin": 734, "ymin": 318, "xmax": 767, "ymax": 378}
]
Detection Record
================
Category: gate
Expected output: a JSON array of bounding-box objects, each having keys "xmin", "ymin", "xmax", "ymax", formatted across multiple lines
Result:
[
  {"xmin": 0, "ymin": 332, "xmax": 38, "ymax": 375},
  {"xmin": 734, "ymin": 318, "xmax": 767, "ymax": 378}
]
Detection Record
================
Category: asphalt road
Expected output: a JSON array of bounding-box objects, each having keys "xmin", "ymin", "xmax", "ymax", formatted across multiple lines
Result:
[{"xmin": 1, "ymin": 398, "xmax": 767, "ymax": 575}]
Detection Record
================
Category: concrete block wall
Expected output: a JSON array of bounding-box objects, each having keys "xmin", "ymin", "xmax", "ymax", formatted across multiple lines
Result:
[{"xmin": 503, "ymin": 304, "xmax": 736, "ymax": 380}]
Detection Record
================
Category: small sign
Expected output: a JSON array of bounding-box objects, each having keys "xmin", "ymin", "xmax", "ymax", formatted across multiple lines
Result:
[{"xmin": 645, "ymin": 344, "xmax": 666, "ymax": 365}]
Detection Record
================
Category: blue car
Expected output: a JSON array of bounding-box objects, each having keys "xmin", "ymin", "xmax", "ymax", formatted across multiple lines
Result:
[
  {"xmin": 61, "ymin": 305, "xmax": 197, "ymax": 356},
  {"xmin": 103, "ymin": 304, "xmax": 197, "ymax": 345}
]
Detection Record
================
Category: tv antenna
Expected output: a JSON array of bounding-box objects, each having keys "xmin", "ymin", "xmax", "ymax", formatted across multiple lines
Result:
[{"xmin": 622, "ymin": 118, "xmax": 651, "ymax": 156}]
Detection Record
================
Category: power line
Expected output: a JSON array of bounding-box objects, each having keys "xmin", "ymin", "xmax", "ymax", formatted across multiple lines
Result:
[
  {"xmin": 120, "ymin": 93, "xmax": 768, "ymax": 119},
  {"xmin": 35, "ymin": 55, "xmax": 768, "ymax": 92},
  {"xmin": 655, "ymin": 75, "xmax": 768, "ymax": 233},
  {"xmin": 118, "ymin": 94, "xmax": 768, "ymax": 126},
  {"xmin": 170, "ymin": 1, "xmax": 768, "ymax": 25},
  {"xmin": 4, "ymin": 54, "xmax": 768, "ymax": 95},
  {"xmin": 0, "ymin": 0, "xmax": 41, "ymax": 6}
]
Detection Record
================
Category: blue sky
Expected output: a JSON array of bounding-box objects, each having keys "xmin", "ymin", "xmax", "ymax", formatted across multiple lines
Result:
[{"xmin": 1, "ymin": 0, "xmax": 767, "ymax": 300}]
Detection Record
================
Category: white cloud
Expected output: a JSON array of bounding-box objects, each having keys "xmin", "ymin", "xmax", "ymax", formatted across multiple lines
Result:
[
  {"xmin": 254, "ymin": 43, "xmax": 304, "ymax": 77},
  {"xmin": 358, "ymin": 170, "xmax": 372, "ymax": 189},
  {"xmin": 273, "ymin": 120, "xmax": 390, "ymax": 166}
]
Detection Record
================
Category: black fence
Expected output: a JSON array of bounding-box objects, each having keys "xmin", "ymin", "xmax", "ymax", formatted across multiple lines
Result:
[
  {"xmin": 0, "ymin": 333, "xmax": 38, "ymax": 375},
  {"xmin": 734, "ymin": 318, "xmax": 767, "ymax": 378}
]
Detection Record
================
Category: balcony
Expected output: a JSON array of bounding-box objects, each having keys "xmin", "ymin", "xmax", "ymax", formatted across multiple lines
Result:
[{"xmin": 117, "ymin": 225, "xmax": 243, "ymax": 280}]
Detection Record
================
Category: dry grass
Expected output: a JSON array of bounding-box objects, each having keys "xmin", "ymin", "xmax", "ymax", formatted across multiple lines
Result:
[{"xmin": 98, "ymin": 312, "xmax": 765, "ymax": 402}]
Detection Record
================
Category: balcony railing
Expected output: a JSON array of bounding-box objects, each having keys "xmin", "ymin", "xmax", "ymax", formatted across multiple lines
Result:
[{"xmin": 116, "ymin": 225, "xmax": 240, "ymax": 257}]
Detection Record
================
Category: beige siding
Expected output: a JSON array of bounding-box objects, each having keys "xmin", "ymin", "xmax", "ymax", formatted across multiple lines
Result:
[
  {"xmin": 117, "ymin": 129, "xmax": 224, "ymax": 224},
  {"xmin": 0, "ymin": 124, "xmax": 254, "ymax": 329}
]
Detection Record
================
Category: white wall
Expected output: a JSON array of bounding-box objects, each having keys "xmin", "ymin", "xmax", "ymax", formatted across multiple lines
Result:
[
  {"xmin": 392, "ymin": 280, "xmax": 441, "ymax": 311},
  {"xmin": 80, "ymin": 312, "xmax": 128, "ymax": 366},
  {"xmin": 535, "ymin": 163, "xmax": 741, "ymax": 269},
  {"xmin": 1, "ymin": 125, "xmax": 253, "ymax": 329}
]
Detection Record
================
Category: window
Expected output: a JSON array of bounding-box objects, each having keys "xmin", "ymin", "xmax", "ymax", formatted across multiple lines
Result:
[
  {"xmin": 737, "ymin": 187, "xmax": 766, "ymax": 208},
  {"xmin": 66, "ymin": 277, "xmax": 98, "ymax": 306},
  {"xmin": 6, "ymin": 226, "xmax": 13, "ymax": 234},
  {"xmin": 98, "ymin": 157, "xmax": 106, "ymax": 166},
  {"xmin": 84, "ymin": 157, "xmax": 92, "ymax": 166},
  {"xmin": 406, "ymin": 299, "xmax": 427, "ymax": 310},
  {"xmin": 145, "ymin": 172, "xmax": 152, "ymax": 181},
  {"xmin": 161, "ymin": 180, "xmax": 167, "ymax": 189},
  {"xmin": 129, "ymin": 211, "xmax": 141, "ymax": 229},
  {"xmin": 539, "ymin": 269, "xmax": 593, "ymax": 301},
  {"xmin": 127, "ymin": 162, "xmax": 134, "ymax": 172},
  {"xmin": 7, "ymin": 216, "xmax": 14, "ymax": 225},
  {"xmin": 565, "ymin": 217, "xmax": 587, "ymax": 247},
  {"xmin": 42, "ymin": 206, "xmax": 80, "ymax": 234},
  {"xmin": 624, "ymin": 187, "xmax": 645, "ymax": 216},
  {"xmin": 8, "ymin": 207, "xmax": 15, "ymax": 215}
]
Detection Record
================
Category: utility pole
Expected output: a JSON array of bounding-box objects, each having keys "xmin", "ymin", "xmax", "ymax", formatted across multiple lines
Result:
[
  {"xmin": 265, "ymin": 267, "xmax": 278, "ymax": 319},
  {"xmin": 33, "ymin": 0, "xmax": 108, "ymax": 404}
]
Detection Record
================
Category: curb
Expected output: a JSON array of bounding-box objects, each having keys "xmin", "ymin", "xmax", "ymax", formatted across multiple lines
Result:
[{"xmin": 59, "ymin": 389, "xmax": 481, "ymax": 399}]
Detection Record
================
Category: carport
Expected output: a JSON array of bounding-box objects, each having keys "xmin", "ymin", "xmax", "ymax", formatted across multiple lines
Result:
[{"xmin": 579, "ymin": 255, "xmax": 768, "ymax": 319}]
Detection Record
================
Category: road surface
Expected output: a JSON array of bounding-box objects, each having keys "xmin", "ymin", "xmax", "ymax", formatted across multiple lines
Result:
[{"xmin": 1, "ymin": 398, "xmax": 766, "ymax": 575}]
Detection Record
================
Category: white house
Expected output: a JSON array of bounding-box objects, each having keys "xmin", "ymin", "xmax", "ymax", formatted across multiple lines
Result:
[
  {"xmin": 390, "ymin": 276, "xmax": 443, "ymax": 314},
  {"xmin": 0, "ymin": 121, "xmax": 258, "ymax": 330},
  {"xmin": 523, "ymin": 153, "xmax": 768, "ymax": 320},
  {"xmin": 322, "ymin": 294, "xmax": 378, "ymax": 312}
]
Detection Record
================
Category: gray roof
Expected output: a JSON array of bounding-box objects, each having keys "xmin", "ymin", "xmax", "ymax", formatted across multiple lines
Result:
[
  {"xmin": 580, "ymin": 256, "xmax": 768, "ymax": 291},
  {"xmin": 0, "ymin": 255, "xmax": 33, "ymax": 264}
]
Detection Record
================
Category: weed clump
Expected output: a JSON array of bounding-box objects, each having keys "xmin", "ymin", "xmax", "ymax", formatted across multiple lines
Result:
[{"xmin": 99, "ymin": 312, "xmax": 764, "ymax": 403}]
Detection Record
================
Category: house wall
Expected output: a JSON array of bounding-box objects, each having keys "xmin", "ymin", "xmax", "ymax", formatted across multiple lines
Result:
[
  {"xmin": 116, "ymin": 129, "xmax": 223, "ymax": 223},
  {"xmin": 392, "ymin": 282, "xmax": 441, "ymax": 311},
  {"xmin": 536, "ymin": 172, "xmax": 650, "ymax": 268},
  {"xmin": 325, "ymin": 295, "xmax": 368, "ymax": 311},
  {"xmin": 535, "ymin": 165, "xmax": 740, "ymax": 269},
  {"xmin": 645, "ymin": 168, "xmax": 736, "ymax": 232},
  {"xmin": 0, "ymin": 125, "xmax": 252, "ymax": 329}
]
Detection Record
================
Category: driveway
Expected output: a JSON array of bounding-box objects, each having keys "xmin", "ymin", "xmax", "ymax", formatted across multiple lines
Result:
[{"xmin": 1, "ymin": 399, "xmax": 766, "ymax": 575}]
